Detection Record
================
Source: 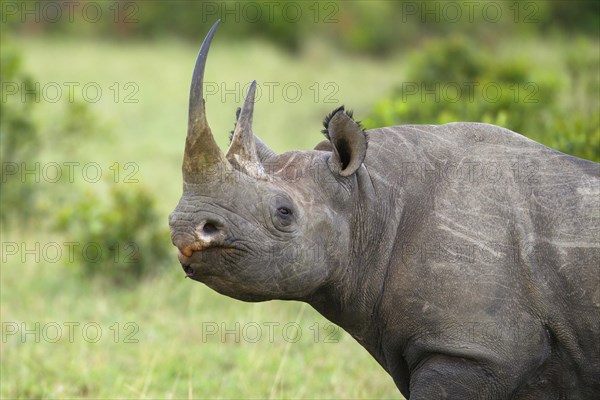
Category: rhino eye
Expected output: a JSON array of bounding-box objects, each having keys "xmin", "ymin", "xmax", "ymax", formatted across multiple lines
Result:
[
  {"xmin": 271, "ymin": 196, "xmax": 295, "ymax": 231},
  {"xmin": 274, "ymin": 205, "xmax": 294, "ymax": 229},
  {"xmin": 277, "ymin": 207, "xmax": 292, "ymax": 219},
  {"xmin": 277, "ymin": 207, "xmax": 291, "ymax": 216}
]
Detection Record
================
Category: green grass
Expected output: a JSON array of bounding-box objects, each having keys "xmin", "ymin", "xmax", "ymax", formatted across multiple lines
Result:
[{"xmin": 1, "ymin": 36, "xmax": 404, "ymax": 398}]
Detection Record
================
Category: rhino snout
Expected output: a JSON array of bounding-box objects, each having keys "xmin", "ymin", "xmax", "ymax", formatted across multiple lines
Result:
[{"xmin": 171, "ymin": 218, "xmax": 227, "ymax": 257}]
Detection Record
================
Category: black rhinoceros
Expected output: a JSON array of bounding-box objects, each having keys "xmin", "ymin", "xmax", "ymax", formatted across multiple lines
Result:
[{"xmin": 168, "ymin": 21, "xmax": 600, "ymax": 399}]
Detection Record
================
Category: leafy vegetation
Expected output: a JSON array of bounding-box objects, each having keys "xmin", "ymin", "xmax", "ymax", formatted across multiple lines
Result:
[
  {"xmin": 1, "ymin": 43, "xmax": 173, "ymax": 284},
  {"xmin": 365, "ymin": 35, "xmax": 600, "ymax": 162},
  {"xmin": 54, "ymin": 184, "xmax": 171, "ymax": 285},
  {"xmin": 5, "ymin": 1, "xmax": 598, "ymax": 55},
  {"xmin": 0, "ymin": 39, "xmax": 110, "ymax": 229},
  {"xmin": 0, "ymin": 42, "xmax": 40, "ymax": 227}
]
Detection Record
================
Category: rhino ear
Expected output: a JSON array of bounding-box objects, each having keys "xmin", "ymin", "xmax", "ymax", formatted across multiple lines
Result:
[{"xmin": 322, "ymin": 106, "xmax": 367, "ymax": 177}]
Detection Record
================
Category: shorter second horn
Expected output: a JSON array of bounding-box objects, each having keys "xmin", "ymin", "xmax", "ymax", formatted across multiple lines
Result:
[{"xmin": 226, "ymin": 81, "xmax": 266, "ymax": 179}]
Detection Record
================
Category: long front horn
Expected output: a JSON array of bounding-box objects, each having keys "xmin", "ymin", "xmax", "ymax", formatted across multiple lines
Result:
[
  {"xmin": 226, "ymin": 81, "xmax": 266, "ymax": 179},
  {"xmin": 183, "ymin": 20, "xmax": 229, "ymax": 182}
]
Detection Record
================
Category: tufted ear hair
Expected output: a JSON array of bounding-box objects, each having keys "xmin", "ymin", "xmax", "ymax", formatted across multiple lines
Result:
[{"xmin": 321, "ymin": 106, "xmax": 368, "ymax": 177}]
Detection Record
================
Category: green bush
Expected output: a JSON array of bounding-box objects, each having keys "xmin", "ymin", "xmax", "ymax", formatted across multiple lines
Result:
[
  {"xmin": 3, "ymin": 1, "xmax": 599, "ymax": 56},
  {"xmin": 1, "ymin": 41, "xmax": 171, "ymax": 284},
  {"xmin": 364, "ymin": 36, "xmax": 599, "ymax": 162},
  {"xmin": 538, "ymin": 0, "xmax": 600, "ymax": 35},
  {"xmin": 0, "ymin": 41, "xmax": 110, "ymax": 230},
  {"xmin": 54, "ymin": 183, "xmax": 172, "ymax": 285},
  {"xmin": 0, "ymin": 41, "xmax": 41, "ymax": 228}
]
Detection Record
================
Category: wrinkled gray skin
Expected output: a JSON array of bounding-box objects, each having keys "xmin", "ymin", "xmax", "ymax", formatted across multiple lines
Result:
[{"xmin": 169, "ymin": 21, "xmax": 600, "ymax": 399}]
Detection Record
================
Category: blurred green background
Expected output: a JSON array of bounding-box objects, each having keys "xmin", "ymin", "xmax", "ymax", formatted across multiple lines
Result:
[{"xmin": 1, "ymin": 1, "xmax": 598, "ymax": 398}]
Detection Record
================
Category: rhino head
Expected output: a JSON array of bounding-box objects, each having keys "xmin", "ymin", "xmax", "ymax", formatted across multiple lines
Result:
[{"xmin": 168, "ymin": 21, "xmax": 368, "ymax": 302}]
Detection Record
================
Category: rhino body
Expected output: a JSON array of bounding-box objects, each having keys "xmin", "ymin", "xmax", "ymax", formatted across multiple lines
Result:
[
  {"xmin": 169, "ymin": 21, "xmax": 600, "ymax": 399},
  {"xmin": 307, "ymin": 122, "xmax": 600, "ymax": 399}
]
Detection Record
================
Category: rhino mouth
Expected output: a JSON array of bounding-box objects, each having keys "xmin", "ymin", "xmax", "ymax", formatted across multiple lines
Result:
[
  {"xmin": 182, "ymin": 264, "xmax": 194, "ymax": 277},
  {"xmin": 179, "ymin": 246, "xmax": 241, "ymax": 279},
  {"xmin": 180, "ymin": 259, "xmax": 217, "ymax": 280}
]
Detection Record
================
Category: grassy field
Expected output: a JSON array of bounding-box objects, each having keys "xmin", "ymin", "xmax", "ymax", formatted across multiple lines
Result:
[{"xmin": 1, "ymin": 36, "xmax": 405, "ymax": 398}]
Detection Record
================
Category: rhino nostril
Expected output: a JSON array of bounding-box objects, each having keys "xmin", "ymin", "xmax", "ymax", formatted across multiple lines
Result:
[
  {"xmin": 202, "ymin": 222, "xmax": 218, "ymax": 235},
  {"xmin": 195, "ymin": 219, "xmax": 226, "ymax": 246}
]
